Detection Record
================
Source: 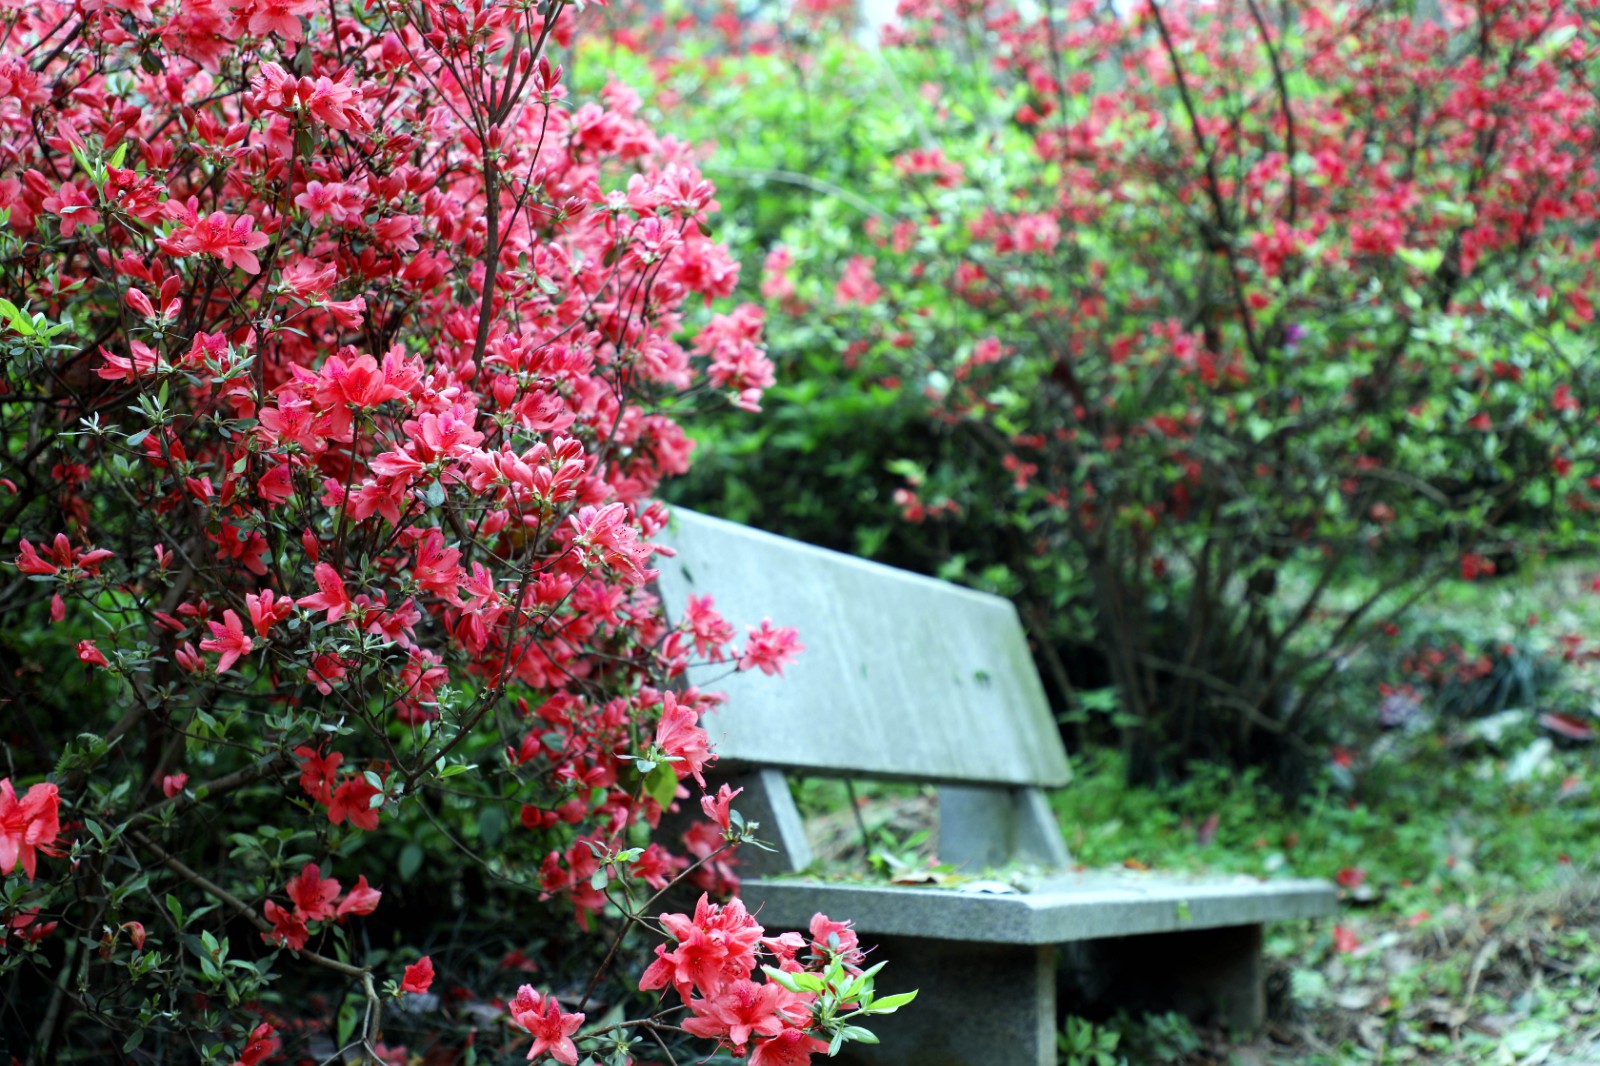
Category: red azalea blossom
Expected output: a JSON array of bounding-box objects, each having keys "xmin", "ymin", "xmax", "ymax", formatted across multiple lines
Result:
[
  {"xmin": 328, "ymin": 776, "xmax": 382, "ymax": 831},
  {"xmin": 285, "ymin": 864, "xmax": 341, "ymax": 922},
  {"xmin": 653, "ymin": 691, "xmax": 714, "ymax": 787},
  {"xmin": 7, "ymin": 909, "xmax": 57, "ymax": 944},
  {"xmin": 336, "ymin": 875, "xmax": 382, "ymax": 918},
  {"xmin": 121, "ymin": 921, "xmax": 147, "ymax": 950},
  {"xmin": 401, "ymin": 956, "xmax": 434, "ymax": 994},
  {"xmin": 295, "ymin": 746, "xmax": 343, "ymax": 806},
  {"xmin": 233, "ymin": 1023, "xmax": 278, "ymax": 1066},
  {"xmin": 682, "ymin": 978, "xmax": 794, "ymax": 1050},
  {"xmin": 263, "ymin": 900, "xmax": 309, "ymax": 951},
  {"xmin": 76, "ymin": 640, "xmax": 110, "ymax": 668}
]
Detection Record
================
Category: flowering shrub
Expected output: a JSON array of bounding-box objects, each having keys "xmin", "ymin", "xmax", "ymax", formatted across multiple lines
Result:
[
  {"xmin": 625, "ymin": 0, "xmax": 1600, "ymax": 781},
  {"xmin": 0, "ymin": 0, "xmax": 904, "ymax": 1061}
]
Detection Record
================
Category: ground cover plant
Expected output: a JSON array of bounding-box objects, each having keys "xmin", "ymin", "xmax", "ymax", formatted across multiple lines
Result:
[
  {"xmin": 616, "ymin": 0, "xmax": 1600, "ymax": 788},
  {"xmin": 0, "ymin": 1, "xmax": 915, "ymax": 1062}
]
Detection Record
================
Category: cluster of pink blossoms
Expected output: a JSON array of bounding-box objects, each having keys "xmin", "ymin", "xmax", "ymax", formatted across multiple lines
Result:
[
  {"xmin": 261, "ymin": 863, "xmax": 381, "ymax": 950},
  {"xmin": 640, "ymin": 895, "xmax": 863, "ymax": 1065}
]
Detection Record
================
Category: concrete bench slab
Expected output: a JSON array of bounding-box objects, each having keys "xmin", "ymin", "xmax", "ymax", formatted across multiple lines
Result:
[
  {"xmin": 734, "ymin": 872, "xmax": 1335, "ymax": 945},
  {"xmin": 655, "ymin": 509, "xmax": 1068, "ymax": 787}
]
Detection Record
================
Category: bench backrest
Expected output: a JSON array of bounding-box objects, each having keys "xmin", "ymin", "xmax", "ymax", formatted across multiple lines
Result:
[{"xmin": 654, "ymin": 509, "xmax": 1071, "ymax": 789}]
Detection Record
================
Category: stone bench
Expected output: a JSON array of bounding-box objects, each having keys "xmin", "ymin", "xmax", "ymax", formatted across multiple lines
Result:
[{"xmin": 656, "ymin": 509, "xmax": 1335, "ymax": 1066}]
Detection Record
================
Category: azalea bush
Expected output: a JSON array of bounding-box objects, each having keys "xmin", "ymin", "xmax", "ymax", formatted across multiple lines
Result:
[
  {"xmin": 0, "ymin": 0, "xmax": 910, "ymax": 1062},
  {"xmin": 624, "ymin": 0, "xmax": 1600, "ymax": 784}
]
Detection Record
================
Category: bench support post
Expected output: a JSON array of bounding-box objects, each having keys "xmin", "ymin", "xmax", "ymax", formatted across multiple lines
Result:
[
  {"xmin": 844, "ymin": 936, "xmax": 1057, "ymax": 1066},
  {"xmin": 937, "ymin": 785, "xmax": 1070, "ymax": 869}
]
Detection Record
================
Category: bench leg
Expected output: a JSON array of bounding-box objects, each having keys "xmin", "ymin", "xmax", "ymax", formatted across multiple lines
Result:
[
  {"xmin": 1062, "ymin": 923, "xmax": 1265, "ymax": 1032},
  {"xmin": 842, "ymin": 937, "xmax": 1057, "ymax": 1066}
]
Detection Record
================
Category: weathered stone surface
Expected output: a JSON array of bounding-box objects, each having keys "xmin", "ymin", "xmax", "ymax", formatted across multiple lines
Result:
[
  {"xmin": 737, "ymin": 873, "xmax": 1336, "ymax": 945},
  {"xmin": 655, "ymin": 509, "xmax": 1069, "ymax": 788},
  {"xmin": 937, "ymin": 785, "xmax": 1072, "ymax": 870},
  {"xmin": 839, "ymin": 937, "xmax": 1057, "ymax": 1066}
]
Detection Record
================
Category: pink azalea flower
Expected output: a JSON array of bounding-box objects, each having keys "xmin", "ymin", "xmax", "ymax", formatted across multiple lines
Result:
[
  {"xmin": 738, "ymin": 620, "xmax": 804, "ymax": 677},
  {"xmin": 245, "ymin": 589, "xmax": 293, "ymax": 637},
  {"xmin": 749, "ymin": 1026, "xmax": 830, "ymax": 1066},
  {"xmin": 41, "ymin": 181, "xmax": 99, "ymax": 236},
  {"xmin": 0, "ymin": 779, "xmax": 62, "ymax": 881},
  {"xmin": 508, "ymin": 986, "xmax": 584, "ymax": 1065},
  {"xmin": 682, "ymin": 978, "xmax": 793, "ymax": 1050},
  {"xmin": 159, "ymin": 199, "xmax": 272, "ymax": 275},
  {"xmin": 654, "ymin": 691, "xmax": 713, "ymax": 787},
  {"xmin": 199, "ymin": 609, "xmax": 253, "ymax": 673},
  {"xmin": 298, "ymin": 563, "xmax": 351, "ymax": 623},
  {"xmin": 700, "ymin": 783, "xmax": 743, "ymax": 832}
]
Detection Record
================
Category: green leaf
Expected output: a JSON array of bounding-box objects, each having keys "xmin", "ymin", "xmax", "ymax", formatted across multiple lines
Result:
[
  {"xmin": 866, "ymin": 990, "xmax": 917, "ymax": 1013},
  {"xmin": 761, "ymin": 966, "xmax": 803, "ymax": 993},
  {"xmin": 398, "ymin": 843, "xmax": 424, "ymax": 881},
  {"xmin": 1397, "ymin": 247, "xmax": 1444, "ymax": 275},
  {"xmin": 838, "ymin": 1025, "xmax": 878, "ymax": 1045},
  {"xmin": 645, "ymin": 761, "xmax": 678, "ymax": 810},
  {"xmin": 0, "ymin": 298, "xmax": 35, "ymax": 336},
  {"xmin": 479, "ymin": 804, "xmax": 506, "ymax": 848},
  {"xmin": 423, "ymin": 480, "xmax": 446, "ymax": 508},
  {"xmin": 336, "ymin": 996, "xmax": 359, "ymax": 1049}
]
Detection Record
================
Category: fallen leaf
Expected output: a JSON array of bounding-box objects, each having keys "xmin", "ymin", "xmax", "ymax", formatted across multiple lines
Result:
[{"xmin": 1538, "ymin": 712, "xmax": 1594, "ymax": 741}]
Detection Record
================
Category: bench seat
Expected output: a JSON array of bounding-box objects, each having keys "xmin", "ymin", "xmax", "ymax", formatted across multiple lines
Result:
[{"xmin": 738, "ymin": 871, "xmax": 1334, "ymax": 945}]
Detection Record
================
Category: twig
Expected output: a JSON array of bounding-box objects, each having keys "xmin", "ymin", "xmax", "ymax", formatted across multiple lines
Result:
[
  {"xmin": 131, "ymin": 830, "xmax": 386, "ymax": 1059},
  {"xmin": 1461, "ymin": 936, "xmax": 1500, "ymax": 1017},
  {"xmin": 702, "ymin": 164, "xmax": 893, "ymax": 222}
]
